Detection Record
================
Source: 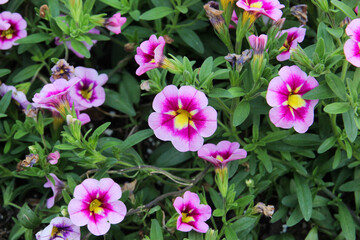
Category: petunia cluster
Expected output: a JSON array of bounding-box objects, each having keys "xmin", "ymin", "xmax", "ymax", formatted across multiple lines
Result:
[{"xmin": 32, "ymin": 59, "xmax": 108, "ymax": 125}]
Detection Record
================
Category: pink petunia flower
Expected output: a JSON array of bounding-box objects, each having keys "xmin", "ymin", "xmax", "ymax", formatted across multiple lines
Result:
[
  {"xmin": 0, "ymin": 83, "xmax": 31, "ymax": 109},
  {"xmin": 35, "ymin": 217, "xmax": 80, "ymax": 240},
  {"xmin": 266, "ymin": 65, "xmax": 319, "ymax": 133},
  {"xmin": 173, "ymin": 191, "xmax": 212, "ymax": 233},
  {"xmin": 55, "ymin": 28, "xmax": 100, "ymax": 58},
  {"xmin": 47, "ymin": 151, "xmax": 60, "ymax": 165},
  {"xmin": 344, "ymin": 19, "xmax": 360, "ymax": 67},
  {"xmin": 277, "ymin": 26, "xmax": 306, "ymax": 62},
  {"xmin": 68, "ymin": 178, "xmax": 127, "ymax": 236},
  {"xmin": 198, "ymin": 141, "xmax": 247, "ymax": 169},
  {"xmin": 105, "ymin": 13, "xmax": 126, "ymax": 35},
  {"xmin": 0, "ymin": 0, "xmax": 8, "ymax": 4},
  {"xmin": 135, "ymin": 35, "xmax": 166, "ymax": 76},
  {"xmin": 148, "ymin": 85, "xmax": 217, "ymax": 152},
  {"xmin": 44, "ymin": 173, "xmax": 65, "ymax": 209},
  {"xmin": 236, "ymin": 0, "xmax": 284, "ymax": 21},
  {"xmin": 69, "ymin": 67, "xmax": 108, "ymax": 110},
  {"xmin": 0, "ymin": 11, "xmax": 27, "ymax": 50},
  {"xmin": 249, "ymin": 34, "xmax": 267, "ymax": 55}
]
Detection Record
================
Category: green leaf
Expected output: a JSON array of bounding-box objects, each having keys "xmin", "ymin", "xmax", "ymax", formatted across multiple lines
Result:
[
  {"xmin": 0, "ymin": 69, "xmax": 11, "ymax": 78},
  {"xmin": 213, "ymin": 209, "xmax": 225, "ymax": 217},
  {"xmin": 326, "ymin": 73, "xmax": 347, "ymax": 101},
  {"xmin": 16, "ymin": 33, "xmax": 52, "ymax": 44},
  {"xmin": 323, "ymin": 102, "xmax": 350, "ymax": 114},
  {"xmin": 140, "ymin": 7, "xmax": 173, "ymax": 20},
  {"xmin": 199, "ymin": 57, "xmax": 213, "ymax": 83},
  {"xmin": 225, "ymin": 227, "xmax": 237, "ymax": 239},
  {"xmin": 177, "ymin": 28, "xmax": 204, "ymax": 54},
  {"xmin": 338, "ymin": 202, "xmax": 356, "ymax": 240},
  {"xmin": 153, "ymin": 143, "xmax": 192, "ymax": 167},
  {"xmin": 12, "ymin": 64, "xmax": 43, "ymax": 83},
  {"xmin": 48, "ymin": 0, "xmax": 60, "ymax": 17},
  {"xmin": 232, "ymin": 101, "xmax": 250, "ymax": 127},
  {"xmin": 317, "ymin": 136, "xmax": 337, "ymax": 154},
  {"xmin": 286, "ymin": 206, "xmax": 303, "ymax": 227},
  {"xmin": 17, "ymin": 203, "xmax": 40, "ymax": 229},
  {"xmin": 55, "ymin": 144, "xmax": 78, "ymax": 150},
  {"xmin": 332, "ymin": 148, "xmax": 342, "ymax": 169},
  {"xmin": 331, "ymin": 0, "xmax": 357, "ymax": 20},
  {"xmin": 339, "ymin": 179, "xmax": 360, "ymax": 192},
  {"xmin": 150, "ymin": 219, "xmax": 163, "ymax": 240},
  {"xmin": 343, "ymin": 109, "xmax": 358, "ymax": 142},
  {"xmin": 294, "ymin": 174, "xmax": 312, "ymax": 221},
  {"xmin": 261, "ymin": 130, "xmax": 290, "ymax": 143},
  {"xmin": 92, "ymin": 122, "xmax": 111, "ymax": 138},
  {"xmin": 104, "ymin": 89, "xmax": 136, "ymax": 116},
  {"xmin": 303, "ymin": 83, "xmax": 337, "ymax": 100},
  {"xmin": 326, "ymin": 27, "xmax": 344, "ymax": 39},
  {"xmin": 257, "ymin": 149, "xmax": 272, "ymax": 173},
  {"xmin": 176, "ymin": 6, "xmax": 188, "ymax": 14},
  {"xmin": 70, "ymin": 39, "xmax": 90, "ymax": 58},
  {"xmin": 99, "ymin": 0, "xmax": 122, "ymax": 9},
  {"xmin": 315, "ymin": 38, "xmax": 325, "ymax": 58},
  {"xmin": 117, "ymin": 129, "xmax": 154, "ymax": 152},
  {"xmin": 305, "ymin": 227, "xmax": 318, "ymax": 240},
  {"xmin": 0, "ymin": 91, "xmax": 12, "ymax": 114}
]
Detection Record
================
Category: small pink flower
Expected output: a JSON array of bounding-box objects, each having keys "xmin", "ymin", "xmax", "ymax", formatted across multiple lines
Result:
[
  {"xmin": 105, "ymin": 13, "xmax": 126, "ymax": 35},
  {"xmin": 0, "ymin": 0, "xmax": 8, "ymax": 4},
  {"xmin": 148, "ymin": 85, "xmax": 217, "ymax": 152},
  {"xmin": 47, "ymin": 151, "xmax": 60, "ymax": 165},
  {"xmin": 68, "ymin": 178, "xmax": 127, "ymax": 236},
  {"xmin": 249, "ymin": 34, "xmax": 268, "ymax": 55},
  {"xmin": 173, "ymin": 191, "xmax": 212, "ymax": 233},
  {"xmin": 44, "ymin": 173, "xmax": 65, "ymax": 209},
  {"xmin": 198, "ymin": 141, "xmax": 247, "ymax": 168},
  {"xmin": 0, "ymin": 83, "xmax": 31, "ymax": 109},
  {"xmin": 55, "ymin": 28, "xmax": 100, "ymax": 58},
  {"xmin": 69, "ymin": 67, "xmax": 108, "ymax": 110},
  {"xmin": 35, "ymin": 217, "xmax": 80, "ymax": 240},
  {"xmin": 236, "ymin": 0, "xmax": 284, "ymax": 21},
  {"xmin": 135, "ymin": 35, "xmax": 166, "ymax": 76},
  {"xmin": 344, "ymin": 19, "xmax": 360, "ymax": 67},
  {"xmin": 0, "ymin": 11, "xmax": 27, "ymax": 50},
  {"xmin": 266, "ymin": 65, "xmax": 319, "ymax": 133},
  {"xmin": 229, "ymin": 11, "xmax": 239, "ymax": 29},
  {"xmin": 277, "ymin": 26, "xmax": 306, "ymax": 61}
]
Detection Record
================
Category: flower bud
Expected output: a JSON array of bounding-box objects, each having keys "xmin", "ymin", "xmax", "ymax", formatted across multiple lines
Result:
[
  {"xmin": 246, "ymin": 178, "xmax": 255, "ymax": 188},
  {"xmin": 39, "ymin": 5, "xmax": 49, "ymax": 19}
]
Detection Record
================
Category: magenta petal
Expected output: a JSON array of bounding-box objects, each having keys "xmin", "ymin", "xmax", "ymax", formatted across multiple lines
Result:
[
  {"xmin": 178, "ymin": 86, "xmax": 208, "ymax": 111},
  {"xmin": 269, "ymin": 105, "xmax": 294, "ymax": 129},
  {"xmin": 192, "ymin": 221, "xmax": 209, "ymax": 233},
  {"xmin": 73, "ymin": 178, "xmax": 99, "ymax": 201},
  {"xmin": 99, "ymin": 178, "xmax": 122, "ymax": 202},
  {"xmin": 192, "ymin": 106, "xmax": 218, "ymax": 138},
  {"xmin": 176, "ymin": 217, "xmax": 193, "ymax": 232},
  {"xmin": 68, "ymin": 199, "xmax": 90, "ymax": 226},
  {"xmin": 87, "ymin": 214, "xmax": 110, "ymax": 236},
  {"xmin": 183, "ymin": 191, "xmax": 200, "ymax": 207},
  {"xmin": 173, "ymin": 197, "xmax": 185, "ymax": 214},
  {"xmin": 172, "ymin": 127, "xmax": 204, "ymax": 152},
  {"xmin": 105, "ymin": 201, "xmax": 127, "ymax": 224},
  {"xmin": 152, "ymin": 85, "xmax": 179, "ymax": 113},
  {"xmin": 344, "ymin": 39, "xmax": 360, "ymax": 67},
  {"xmin": 346, "ymin": 19, "xmax": 360, "ymax": 42},
  {"xmin": 148, "ymin": 112, "xmax": 175, "ymax": 141}
]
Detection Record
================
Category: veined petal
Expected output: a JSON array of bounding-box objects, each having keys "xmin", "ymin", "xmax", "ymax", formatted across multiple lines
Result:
[
  {"xmin": 178, "ymin": 86, "xmax": 208, "ymax": 111},
  {"xmin": 344, "ymin": 39, "xmax": 360, "ymax": 67},
  {"xmin": 104, "ymin": 201, "xmax": 127, "ymax": 224},
  {"xmin": 99, "ymin": 178, "xmax": 122, "ymax": 202},
  {"xmin": 269, "ymin": 105, "xmax": 294, "ymax": 129},
  {"xmin": 87, "ymin": 213, "xmax": 110, "ymax": 236},
  {"xmin": 68, "ymin": 199, "xmax": 90, "ymax": 226}
]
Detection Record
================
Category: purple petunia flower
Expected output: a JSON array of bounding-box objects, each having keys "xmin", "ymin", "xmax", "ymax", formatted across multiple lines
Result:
[
  {"xmin": 266, "ymin": 65, "xmax": 319, "ymax": 133},
  {"xmin": 236, "ymin": 0, "xmax": 284, "ymax": 21},
  {"xmin": 35, "ymin": 217, "xmax": 80, "ymax": 240},
  {"xmin": 69, "ymin": 66, "xmax": 108, "ymax": 110},
  {"xmin": 0, "ymin": 83, "xmax": 31, "ymax": 109},
  {"xmin": 148, "ymin": 85, "xmax": 217, "ymax": 152},
  {"xmin": 134, "ymin": 34, "xmax": 166, "ymax": 76},
  {"xmin": 173, "ymin": 191, "xmax": 212, "ymax": 233},
  {"xmin": 44, "ymin": 173, "xmax": 65, "ymax": 209},
  {"xmin": 277, "ymin": 26, "xmax": 306, "ymax": 62},
  {"xmin": 105, "ymin": 13, "xmax": 126, "ymax": 35},
  {"xmin": 0, "ymin": 11, "xmax": 27, "ymax": 50},
  {"xmin": 50, "ymin": 59, "xmax": 75, "ymax": 83},
  {"xmin": 68, "ymin": 178, "xmax": 127, "ymax": 236},
  {"xmin": 198, "ymin": 141, "xmax": 247, "ymax": 169},
  {"xmin": 344, "ymin": 19, "xmax": 360, "ymax": 67}
]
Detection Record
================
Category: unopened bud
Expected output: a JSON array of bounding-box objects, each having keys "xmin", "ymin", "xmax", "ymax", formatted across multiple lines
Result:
[
  {"xmin": 39, "ymin": 4, "xmax": 49, "ymax": 19},
  {"xmin": 246, "ymin": 179, "xmax": 255, "ymax": 188}
]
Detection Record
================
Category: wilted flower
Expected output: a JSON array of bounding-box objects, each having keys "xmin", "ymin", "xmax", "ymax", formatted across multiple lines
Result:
[
  {"xmin": 253, "ymin": 202, "xmax": 275, "ymax": 218},
  {"xmin": 39, "ymin": 5, "xmax": 49, "ymax": 19},
  {"xmin": 44, "ymin": 173, "xmax": 65, "ymax": 209},
  {"xmin": 70, "ymin": 67, "xmax": 108, "ymax": 110},
  {"xmin": 47, "ymin": 151, "xmax": 60, "ymax": 165},
  {"xmin": 344, "ymin": 19, "xmax": 360, "ymax": 67},
  {"xmin": 16, "ymin": 153, "xmax": 39, "ymax": 171},
  {"xmin": 290, "ymin": 4, "xmax": 308, "ymax": 25},
  {"xmin": 135, "ymin": 35, "xmax": 166, "ymax": 76},
  {"xmin": 0, "ymin": 11, "xmax": 27, "ymax": 50},
  {"xmin": 32, "ymin": 78, "xmax": 80, "ymax": 116},
  {"xmin": 277, "ymin": 26, "xmax": 306, "ymax": 61},
  {"xmin": 50, "ymin": 59, "xmax": 75, "ymax": 82},
  {"xmin": 224, "ymin": 49, "xmax": 252, "ymax": 71},
  {"xmin": 204, "ymin": 2, "xmax": 225, "ymax": 33},
  {"xmin": 105, "ymin": 13, "xmax": 126, "ymax": 34},
  {"xmin": 198, "ymin": 141, "xmax": 247, "ymax": 169},
  {"xmin": 35, "ymin": 217, "xmax": 80, "ymax": 240},
  {"xmin": 173, "ymin": 191, "xmax": 212, "ymax": 233},
  {"xmin": 0, "ymin": 82, "xmax": 31, "ymax": 109},
  {"xmin": 148, "ymin": 85, "xmax": 217, "ymax": 152},
  {"xmin": 55, "ymin": 28, "xmax": 100, "ymax": 58},
  {"xmin": 68, "ymin": 178, "xmax": 127, "ymax": 236},
  {"xmin": 124, "ymin": 42, "xmax": 135, "ymax": 52},
  {"xmin": 236, "ymin": 0, "xmax": 284, "ymax": 26},
  {"xmin": 266, "ymin": 65, "xmax": 319, "ymax": 133}
]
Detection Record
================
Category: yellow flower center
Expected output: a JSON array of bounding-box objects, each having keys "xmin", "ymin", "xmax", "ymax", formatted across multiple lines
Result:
[
  {"xmin": 216, "ymin": 155, "xmax": 224, "ymax": 162},
  {"xmin": 1, "ymin": 28, "xmax": 14, "ymax": 39},
  {"xmin": 249, "ymin": 1, "xmax": 263, "ymax": 8},
  {"xmin": 51, "ymin": 226, "xmax": 59, "ymax": 237},
  {"xmin": 174, "ymin": 109, "xmax": 194, "ymax": 130},
  {"xmin": 181, "ymin": 212, "xmax": 195, "ymax": 223},
  {"xmin": 89, "ymin": 199, "xmax": 103, "ymax": 214},
  {"xmin": 288, "ymin": 94, "xmax": 306, "ymax": 109},
  {"xmin": 80, "ymin": 83, "xmax": 94, "ymax": 100}
]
